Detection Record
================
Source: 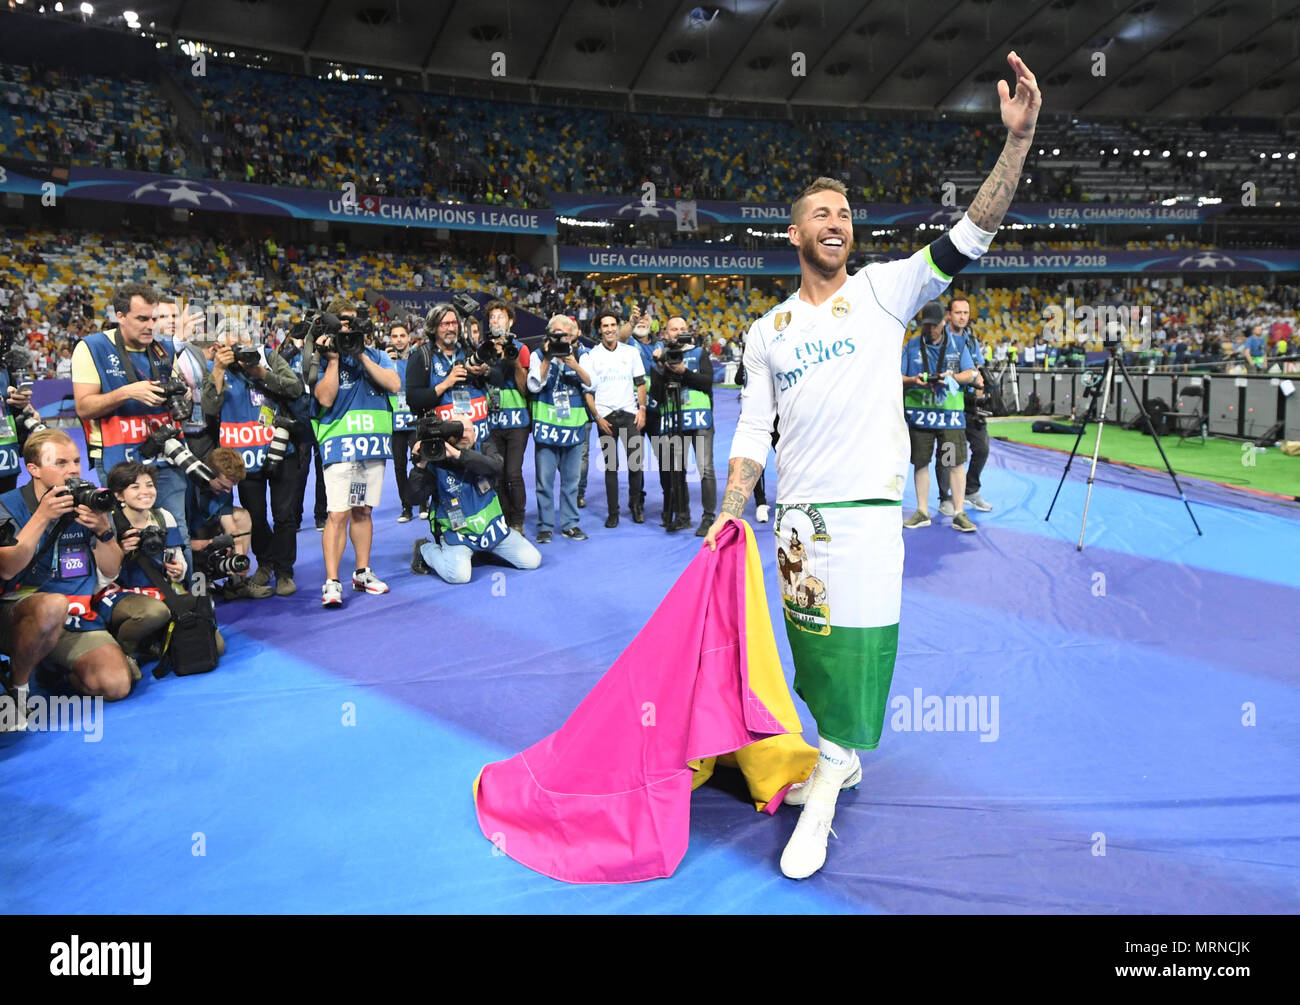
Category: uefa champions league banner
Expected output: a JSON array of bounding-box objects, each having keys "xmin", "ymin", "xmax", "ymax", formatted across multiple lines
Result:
[
  {"xmin": 0, "ymin": 162, "xmax": 555, "ymax": 234},
  {"xmin": 551, "ymin": 194, "xmax": 1228, "ymax": 226},
  {"xmin": 562, "ymin": 246, "xmax": 1297, "ymax": 274},
  {"xmin": 558, "ymin": 246, "xmax": 801, "ymax": 275}
]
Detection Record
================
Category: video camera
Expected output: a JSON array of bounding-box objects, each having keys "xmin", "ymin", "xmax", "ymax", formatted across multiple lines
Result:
[
  {"xmin": 137, "ymin": 425, "xmax": 219, "ymax": 487},
  {"xmin": 415, "ymin": 416, "xmax": 465, "ymax": 464},
  {"xmin": 193, "ymin": 533, "xmax": 249, "ymax": 579},
  {"xmin": 62, "ymin": 476, "xmax": 113, "ymax": 512},
  {"xmin": 306, "ymin": 310, "xmax": 373, "ymax": 358},
  {"xmin": 543, "ymin": 333, "xmax": 573, "ymax": 359}
]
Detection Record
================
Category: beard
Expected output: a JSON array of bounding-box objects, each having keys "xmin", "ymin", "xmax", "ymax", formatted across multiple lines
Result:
[{"xmin": 798, "ymin": 233, "xmax": 850, "ymax": 276}]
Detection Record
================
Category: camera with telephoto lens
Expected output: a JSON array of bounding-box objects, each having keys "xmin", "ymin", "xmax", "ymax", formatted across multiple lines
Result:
[
  {"xmin": 155, "ymin": 378, "xmax": 192, "ymax": 424},
  {"xmin": 62, "ymin": 477, "xmax": 113, "ymax": 512},
  {"xmin": 261, "ymin": 414, "xmax": 297, "ymax": 474},
  {"xmin": 415, "ymin": 416, "xmax": 465, "ymax": 463},
  {"xmin": 137, "ymin": 424, "xmax": 219, "ymax": 486},
  {"xmin": 18, "ymin": 405, "xmax": 47, "ymax": 435},
  {"xmin": 469, "ymin": 339, "xmax": 499, "ymax": 368},
  {"xmin": 194, "ymin": 533, "xmax": 249, "ymax": 579}
]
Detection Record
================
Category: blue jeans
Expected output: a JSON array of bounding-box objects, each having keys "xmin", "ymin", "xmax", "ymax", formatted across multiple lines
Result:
[
  {"xmin": 420, "ymin": 529, "xmax": 541, "ymax": 584},
  {"xmin": 534, "ymin": 442, "xmax": 582, "ymax": 533}
]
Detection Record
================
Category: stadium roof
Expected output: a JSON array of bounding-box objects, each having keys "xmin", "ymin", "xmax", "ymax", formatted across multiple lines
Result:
[{"xmin": 58, "ymin": 0, "xmax": 1300, "ymax": 117}]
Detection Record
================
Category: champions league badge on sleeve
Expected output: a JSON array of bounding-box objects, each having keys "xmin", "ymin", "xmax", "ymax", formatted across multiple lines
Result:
[{"xmin": 774, "ymin": 504, "xmax": 831, "ymax": 635}]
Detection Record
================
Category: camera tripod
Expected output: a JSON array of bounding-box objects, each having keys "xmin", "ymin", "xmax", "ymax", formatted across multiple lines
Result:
[
  {"xmin": 1045, "ymin": 347, "xmax": 1202, "ymax": 552},
  {"xmin": 659, "ymin": 379, "xmax": 690, "ymax": 530}
]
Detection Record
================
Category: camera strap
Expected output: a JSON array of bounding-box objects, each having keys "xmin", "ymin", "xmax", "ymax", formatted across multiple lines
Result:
[
  {"xmin": 113, "ymin": 328, "xmax": 169, "ymax": 384},
  {"xmin": 129, "ymin": 545, "xmax": 192, "ymax": 621}
]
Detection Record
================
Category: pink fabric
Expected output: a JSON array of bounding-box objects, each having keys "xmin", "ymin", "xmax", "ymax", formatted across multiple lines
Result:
[{"xmin": 474, "ymin": 522, "xmax": 791, "ymax": 884}]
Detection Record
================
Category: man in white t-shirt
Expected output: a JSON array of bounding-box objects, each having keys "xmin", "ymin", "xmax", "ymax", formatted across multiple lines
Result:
[
  {"xmin": 705, "ymin": 50, "xmax": 1041, "ymax": 880},
  {"xmin": 580, "ymin": 310, "xmax": 647, "ymax": 527}
]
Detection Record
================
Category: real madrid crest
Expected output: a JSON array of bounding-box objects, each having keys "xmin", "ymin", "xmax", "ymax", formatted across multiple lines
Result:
[
  {"xmin": 774, "ymin": 311, "xmax": 791, "ymax": 332},
  {"xmin": 831, "ymin": 297, "xmax": 850, "ymax": 318}
]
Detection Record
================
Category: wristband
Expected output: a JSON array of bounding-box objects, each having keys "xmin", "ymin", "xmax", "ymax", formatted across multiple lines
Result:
[{"xmin": 97, "ymin": 528, "xmax": 115, "ymax": 543}]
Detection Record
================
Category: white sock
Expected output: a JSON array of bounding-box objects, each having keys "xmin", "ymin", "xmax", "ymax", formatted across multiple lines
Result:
[
  {"xmin": 818, "ymin": 736, "xmax": 855, "ymax": 771},
  {"xmin": 14, "ymin": 682, "xmax": 29, "ymax": 713}
]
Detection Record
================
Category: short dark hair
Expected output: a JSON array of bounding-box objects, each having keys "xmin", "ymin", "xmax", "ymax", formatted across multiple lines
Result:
[
  {"xmin": 484, "ymin": 300, "xmax": 515, "ymax": 324},
  {"xmin": 388, "ymin": 321, "xmax": 409, "ymax": 336},
  {"xmin": 106, "ymin": 461, "xmax": 156, "ymax": 496},
  {"xmin": 111, "ymin": 283, "xmax": 158, "ymax": 318},
  {"xmin": 594, "ymin": 309, "xmax": 621, "ymax": 331},
  {"xmin": 948, "ymin": 296, "xmax": 970, "ymax": 311}
]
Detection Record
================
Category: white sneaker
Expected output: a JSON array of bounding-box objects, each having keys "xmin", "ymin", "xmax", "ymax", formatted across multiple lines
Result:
[
  {"xmin": 352, "ymin": 568, "xmax": 389, "ymax": 594},
  {"xmin": 967, "ymin": 493, "xmax": 993, "ymax": 512},
  {"xmin": 0, "ymin": 690, "xmax": 29, "ymax": 733},
  {"xmin": 780, "ymin": 799, "xmax": 839, "ymax": 880},
  {"xmin": 783, "ymin": 750, "xmax": 861, "ymax": 806},
  {"xmin": 321, "ymin": 579, "xmax": 343, "ymax": 608},
  {"xmin": 755, "ymin": 504, "xmax": 770, "ymax": 523},
  {"xmin": 938, "ymin": 499, "xmax": 955, "ymax": 517}
]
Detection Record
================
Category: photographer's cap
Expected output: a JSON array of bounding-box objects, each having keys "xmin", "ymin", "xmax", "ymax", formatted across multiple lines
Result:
[{"xmin": 918, "ymin": 300, "xmax": 945, "ymax": 326}]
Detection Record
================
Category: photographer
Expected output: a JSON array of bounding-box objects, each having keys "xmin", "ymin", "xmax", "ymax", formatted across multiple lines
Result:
[
  {"xmin": 405, "ymin": 302, "xmax": 493, "ymax": 446},
  {"xmin": 71, "ymin": 283, "xmax": 193, "ymax": 556},
  {"xmin": 628, "ymin": 306, "xmax": 659, "ymax": 515},
  {"xmin": 409, "ymin": 419, "xmax": 541, "ymax": 584},
  {"xmin": 278, "ymin": 317, "xmax": 329, "ymax": 533},
  {"xmin": 386, "ymin": 322, "xmax": 420, "ymax": 523},
  {"xmin": 526, "ymin": 315, "xmax": 594, "ymax": 543},
  {"xmin": 580, "ymin": 310, "xmax": 647, "ymax": 528},
  {"xmin": 97, "ymin": 461, "xmax": 224, "ymax": 661},
  {"xmin": 650, "ymin": 315, "xmax": 716, "ymax": 535},
  {"xmin": 481, "ymin": 299, "xmax": 532, "ymax": 537},
  {"xmin": 900, "ymin": 300, "xmax": 978, "ymax": 533},
  {"xmin": 203, "ymin": 333, "xmax": 305, "ymax": 598},
  {"xmin": 186, "ymin": 447, "xmax": 256, "ymax": 600},
  {"xmin": 309, "ymin": 301, "xmax": 400, "ymax": 609},
  {"xmin": 153, "ymin": 297, "xmax": 215, "ymax": 458},
  {"xmin": 0, "ymin": 334, "xmax": 36, "ymax": 493},
  {"xmin": 0, "ymin": 430, "xmax": 134, "ymax": 727},
  {"xmin": 934, "ymin": 297, "xmax": 994, "ymax": 515}
]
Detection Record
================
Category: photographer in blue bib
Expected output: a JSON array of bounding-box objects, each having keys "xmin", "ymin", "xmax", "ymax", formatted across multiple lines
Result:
[
  {"xmin": 386, "ymin": 321, "xmax": 421, "ymax": 524},
  {"xmin": 408, "ymin": 414, "xmax": 541, "ymax": 584},
  {"xmin": 649, "ymin": 316, "xmax": 716, "ymax": 535},
  {"xmin": 480, "ymin": 300, "xmax": 532, "ymax": 538},
  {"xmin": 901, "ymin": 300, "xmax": 979, "ymax": 532},
  {"xmin": 933, "ymin": 297, "xmax": 994, "ymax": 516},
  {"xmin": 71, "ymin": 283, "xmax": 196, "ymax": 560},
  {"xmin": 277, "ymin": 317, "xmax": 330, "ymax": 533},
  {"xmin": 203, "ymin": 331, "xmax": 305, "ymax": 598},
  {"xmin": 0, "ymin": 430, "xmax": 134, "ymax": 729},
  {"xmin": 303, "ymin": 302, "xmax": 401, "ymax": 609},
  {"xmin": 1, "ymin": 314, "xmax": 39, "ymax": 493},
  {"xmin": 405, "ymin": 299, "xmax": 494, "ymax": 453},
  {"xmin": 527, "ymin": 315, "xmax": 594, "ymax": 543}
]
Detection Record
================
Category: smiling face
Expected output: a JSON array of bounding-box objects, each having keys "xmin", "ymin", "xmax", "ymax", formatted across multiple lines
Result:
[
  {"xmin": 116, "ymin": 472, "xmax": 158, "ymax": 512},
  {"xmin": 598, "ymin": 314, "xmax": 620, "ymax": 348},
  {"xmin": 789, "ymin": 189, "xmax": 852, "ymax": 278}
]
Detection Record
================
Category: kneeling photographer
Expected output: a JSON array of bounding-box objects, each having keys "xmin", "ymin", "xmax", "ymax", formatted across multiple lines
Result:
[
  {"xmin": 98, "ymin": 461, "xmax": 225, "ymax": 669},
  {"xmin": 0, "ymin": 430, "xmax": 135, "ymax": 726},
  {"xmin": 203, "ymin": 334, "xmax": 305, "ymax": 598},
  {"xmin": 408, "ymin": 416, "xmax": 540, "ymax": 584},
  {"xmin": 186, "ymin": 447, "xmax": 256, "ymax": 601}
]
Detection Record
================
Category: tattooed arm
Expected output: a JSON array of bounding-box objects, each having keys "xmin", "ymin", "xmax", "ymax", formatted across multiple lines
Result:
[
  {"xmin": 705, "ymin": 457, "xmax": 764, "ymax": 551},
  {"xmin": 966, "ymin": 51, "xmax": 1041, "ymax": 233}
]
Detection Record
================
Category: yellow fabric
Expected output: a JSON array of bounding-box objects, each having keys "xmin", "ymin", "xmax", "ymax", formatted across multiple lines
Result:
[
  {"xmin": 688, "ymin": 521, "xmax": 818, "ymax": 810},
  {"xmin": 70, "ymin": 339, "xmax": 103, "ymax": 448}
]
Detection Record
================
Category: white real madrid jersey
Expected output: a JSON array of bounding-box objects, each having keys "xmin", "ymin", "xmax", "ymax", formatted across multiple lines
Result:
[{"xmin": 731, "ymin": 249, "xmax": 952, "ymax": 504}]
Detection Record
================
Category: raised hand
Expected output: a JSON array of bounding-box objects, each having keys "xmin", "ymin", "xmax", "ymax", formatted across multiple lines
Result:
[{"xmin": 998, "ymin": 51, "xmax": 1041, "ymax": 140}]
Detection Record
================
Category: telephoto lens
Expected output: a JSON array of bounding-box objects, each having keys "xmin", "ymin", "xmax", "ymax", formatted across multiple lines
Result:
[{"xmin": 262, "ymin": 418, "xmax": 294, "ymax": 474}]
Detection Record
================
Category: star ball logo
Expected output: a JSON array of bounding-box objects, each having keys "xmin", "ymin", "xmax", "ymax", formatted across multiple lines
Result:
[
  {"xmin": 129, "ymin": 179, "xmax": 236, "ymax": 208},
  {"xmin": 1177, "ymin": 252, "xmax": 1236, "ymax": 269}
]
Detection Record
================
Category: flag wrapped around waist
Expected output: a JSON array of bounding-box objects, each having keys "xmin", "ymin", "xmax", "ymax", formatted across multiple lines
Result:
[{"xmin": 473, "ymin": 520, "xmax": 816, "ymax": 884}]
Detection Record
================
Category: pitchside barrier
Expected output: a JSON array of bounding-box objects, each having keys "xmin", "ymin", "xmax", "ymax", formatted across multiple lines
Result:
[{"xmin": 998, "ymin": 368, "xmax": 1300, "ymax": 442}]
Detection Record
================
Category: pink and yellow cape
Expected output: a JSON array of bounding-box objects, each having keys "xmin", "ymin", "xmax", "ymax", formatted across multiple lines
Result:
[{"xmin": 473, "ymin": 520, "xmax": 817, "ymax": 883}]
